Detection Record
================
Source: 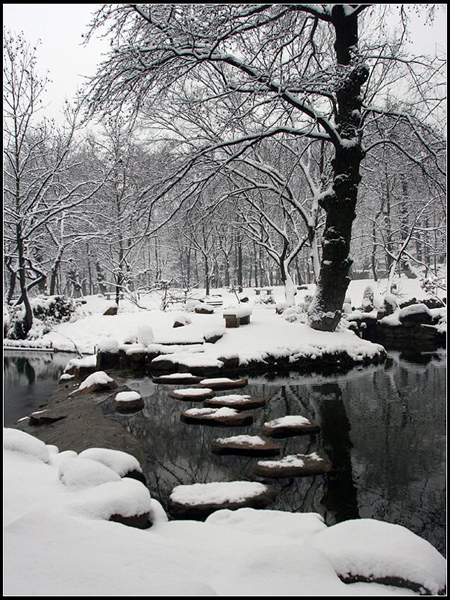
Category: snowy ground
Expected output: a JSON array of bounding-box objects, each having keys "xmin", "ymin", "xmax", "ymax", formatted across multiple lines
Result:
[
  {"xmin": 4, "ymin": 277, "xmax": 443, "ymax": 362},
  {"xmin": 4, "ymin": 428, "xmax": 446, "ymax": 596}
]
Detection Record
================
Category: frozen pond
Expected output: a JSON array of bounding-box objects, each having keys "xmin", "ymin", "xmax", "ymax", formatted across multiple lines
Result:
[{"xmin": 4, "ymin": 349, "xmax": 446, "ymax": 557}]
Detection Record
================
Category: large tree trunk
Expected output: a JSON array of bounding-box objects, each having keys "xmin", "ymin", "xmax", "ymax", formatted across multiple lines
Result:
[{"xmin": 308, "ymin": 6, "xmax": 368, "ymax": 331}]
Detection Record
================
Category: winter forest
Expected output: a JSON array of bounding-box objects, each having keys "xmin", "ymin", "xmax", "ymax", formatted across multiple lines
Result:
[
  {"xmin": 3, "ymin": 5, "xmax": 448, "ymax": 596},
  {"xmin": 3, "ymin": 4, "xmax": 446, "ymax": 338}
]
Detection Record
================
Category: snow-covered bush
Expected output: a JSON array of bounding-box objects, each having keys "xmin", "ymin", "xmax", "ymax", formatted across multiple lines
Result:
[
  {"xmin": 283, "ymin": 305, "xmax": 306, "ymax": 323},
  {"xmin": 5, "ymin": 295, "xmax": 80, "ymax": 340}
]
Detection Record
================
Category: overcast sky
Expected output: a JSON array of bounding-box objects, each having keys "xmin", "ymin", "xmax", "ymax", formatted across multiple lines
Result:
[{"xmin": 3, "ymin": 3, "xmax": 447, "ymax": 123}]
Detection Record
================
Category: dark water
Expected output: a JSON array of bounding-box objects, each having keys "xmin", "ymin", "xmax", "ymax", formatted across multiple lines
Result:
[
  {"xmin": 3, "ymin": 350, "xmax": 78, "ymax": 426},
  {"xmin": 105, "ymin": 350, "xmax": 447, "ymax": 557},
  {"xmin": 4, "ymin": 349, "xmax": 446, "ymax": 556}
]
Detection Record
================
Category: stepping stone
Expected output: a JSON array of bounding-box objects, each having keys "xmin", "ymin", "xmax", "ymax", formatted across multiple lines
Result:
[
  {"xmin": 212, "ymin": 435, "xmax": 281, "ymax": 456},
  {"xmin": 168, "ymin": 480, "xmax": 278, "ymax": 520},
  {"xmin": 180, "ymin": 407, "xmax": 253, "ymax": 427},
  {"xmin": 169, "ymin": 387, "xmax": 214, "ymax": 401},
  {"xmin": 113, "ymin": 391, "xmax": 144, "ymax": 412},
  {"xmin": 262, "ymin": 415, "xmax": 320, "ymax": 437},
  {"xmin": 204, "ymin": 394, "xmax": 265, "ymax": 410},
  {"xmin": 152, "ymin": 373, "xmax": 203, "ymax": 385},
  {"xmin": 197, "ymin": 377, "xmax": 248, "ymax": 390},
  {"xmin": 253, "ymin": 451, "xmax": 332, "ymax": 478}
]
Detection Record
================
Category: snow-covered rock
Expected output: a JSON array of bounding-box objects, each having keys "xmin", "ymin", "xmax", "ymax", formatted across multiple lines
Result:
[
  {"xmin": 4, "ymin": 428, "xmax": 50, "ymax": 463},
  {"xmin": 311, "ymin": 519, "xmax": 447, "ymax": 595},
  {"xmin": 69, "ymin": 371, "xmax": 117, "ymax": 396},
  {"xmin": 78, "ymin": 447, "xmax": 143, "ymax": 478},
  {"xmin": 112, "ymin": 390, "xmax": 144, "ymax": 412},
  {"xmin": 58, "ymin": 456, "xmax": 121, "ymax": 488}
]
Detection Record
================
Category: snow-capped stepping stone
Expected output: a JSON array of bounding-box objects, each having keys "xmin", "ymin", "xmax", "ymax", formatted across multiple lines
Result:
[
  {"xmin": 180, "ymin": 407, "xmax": 253, "ymax": 427},
  {"xmin": 311, "ymin": 519, "xmax": 447, "ymax": 596},
  {"xmin": 113, "ymin": 390, "xmax": 144, "ymax": 412},
  {"xmin": 204, "ymin": 394, "xmax": 266, "ymax": 410},
  {"xmin": 197, "ymin": 377, "xmax": 248, "ymax": 390},
  {"xmin": 262, "ymin": 415, "xmax": 320, "ymax": 437},
  {"xmin": 169, "ymin": 387, "xmax": 214, "ymax": 401},
  {"xmin": 168, "ymin": 480, "xmax": 278, "ymax": 520},
  {"xmin": 253, "ymin": 451, "xmax": 332, "ymax": 478},
  {"xmin": 152, "ymin": 373, "xmax": 203, "ymax": 385},
  {"xmin": 212, "ymin": 435, "xmax": 281, "ymax": 457}
]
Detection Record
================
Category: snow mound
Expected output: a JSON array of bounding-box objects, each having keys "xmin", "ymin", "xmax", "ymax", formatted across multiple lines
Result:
[
  {"xmin": 311, "ymin": 518, "xmax": 447, "ymax": 595},
  {"xmin": 137, "ymin": 324, "xmax": 154, "ymax": 347},
  {"xmin": 68, "ymin": 478, "xmax": 152, "ymax": 521},
  {"xmin": 4, "ymin": 428, "xmax": 50, "ymax": 463},
  {"xmin": 78, "ymin": 448, "xmax": 142, "ymax": 477},
  {"xmin": 206, "ymin": 507, "xmax": 327, "ymax": 541},
  {"xmin": 58, "ymin": 457, "xmax": 121, "ymax": 488}
]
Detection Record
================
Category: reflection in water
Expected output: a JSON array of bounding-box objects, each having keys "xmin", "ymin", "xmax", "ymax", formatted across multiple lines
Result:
[
  {"xmin": 103, "ymin": 351, "xmax": 446, "ymax": 557},
  {"xmin": 3, "ymin": 351, "xmax": 78, "ymax": 426}
]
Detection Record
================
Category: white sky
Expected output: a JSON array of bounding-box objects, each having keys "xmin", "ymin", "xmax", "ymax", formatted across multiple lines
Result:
[{"xmin": 3, "ymin": 3, "xmax": 447, "ymax": 123}]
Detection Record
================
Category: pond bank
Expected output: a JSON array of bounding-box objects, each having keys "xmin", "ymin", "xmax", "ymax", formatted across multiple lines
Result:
[{"xmin": 13, "ymin": 369, "xmax": 147, "ymax": 467}]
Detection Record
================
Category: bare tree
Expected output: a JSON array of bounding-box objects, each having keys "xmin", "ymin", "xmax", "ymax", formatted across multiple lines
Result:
[
  {"xmin": 3, "ymin": 31, "xmax": 107, "ymax": 337},
  {"xmin": 84, "ymin": 5, "xmax": 445, "ymax": 329}
]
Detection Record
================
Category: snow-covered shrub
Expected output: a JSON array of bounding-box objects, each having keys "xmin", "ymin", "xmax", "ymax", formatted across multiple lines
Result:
[
  {"xmin": 283, "ymin": 305, "xmax": 306, "ymax": 323},
  {"xmin": 5, "ymin": 295, "xmax": 79, "ymax": 340}
]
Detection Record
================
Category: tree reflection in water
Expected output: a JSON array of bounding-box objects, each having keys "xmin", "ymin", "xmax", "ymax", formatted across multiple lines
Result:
[{"xmin": 103, "ymin": 350, "xmax": 446, "ymax": 557}]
